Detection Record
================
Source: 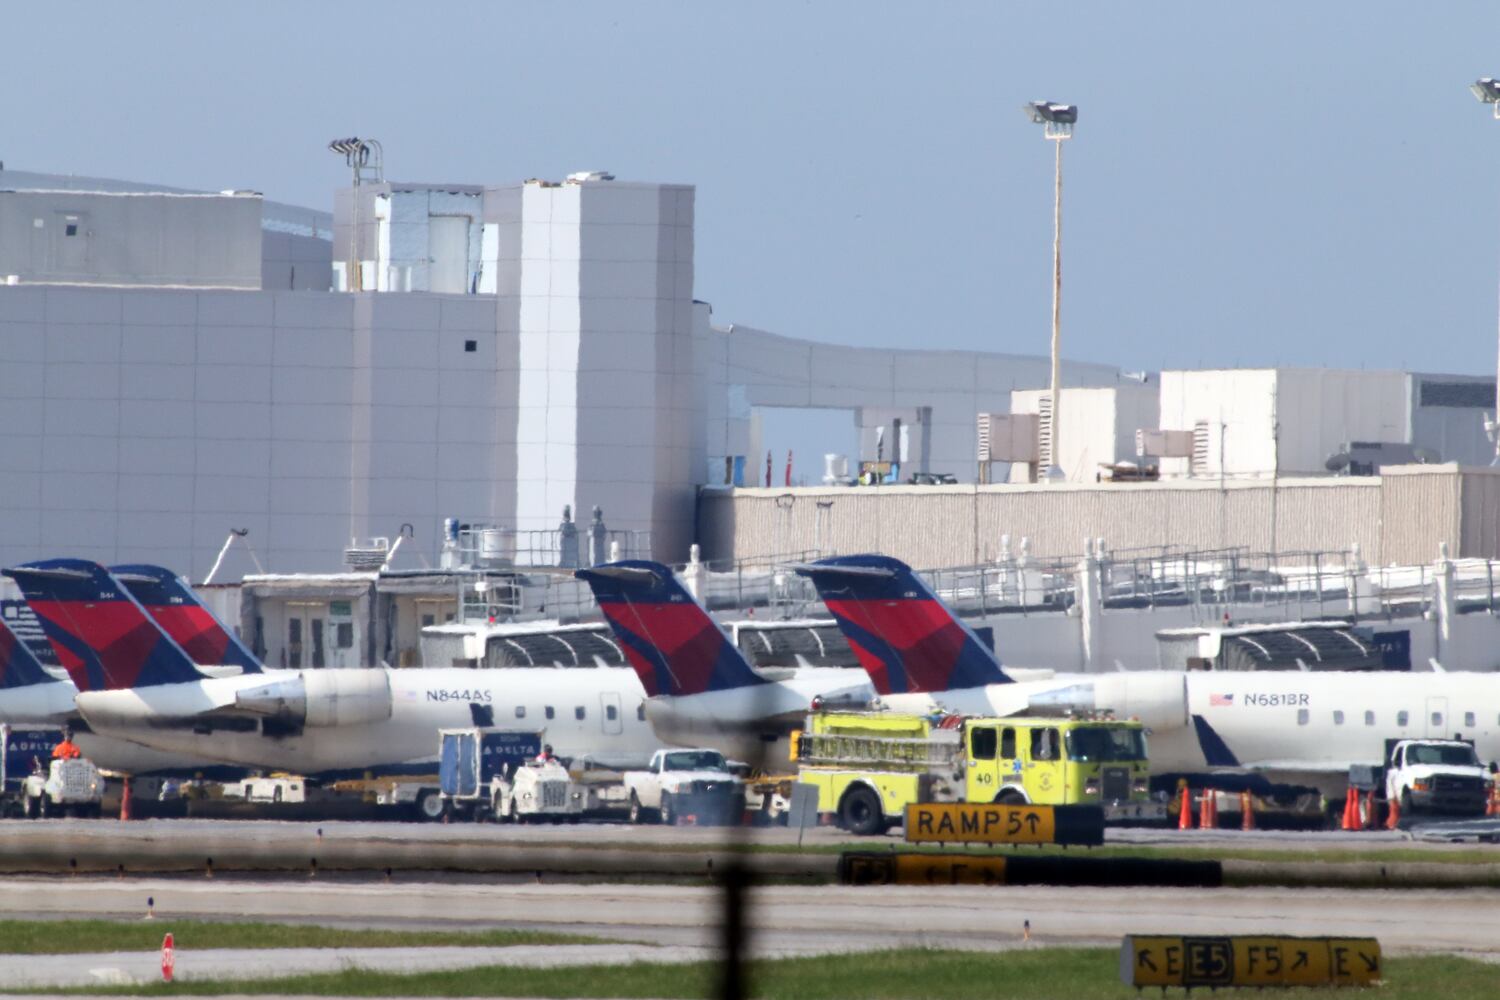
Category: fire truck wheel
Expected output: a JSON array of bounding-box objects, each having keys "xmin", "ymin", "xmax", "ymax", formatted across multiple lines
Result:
[{"xmin": 839, "ymin": 786, "xmax": 887, "ymax": 836}]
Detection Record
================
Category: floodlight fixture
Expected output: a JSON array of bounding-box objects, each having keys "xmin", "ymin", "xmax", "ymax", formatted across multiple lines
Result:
[
  {"xmin": 1024, "ymin": 101, "xmax": 1078, "ymax": 139},
  {"xmin": 327, "ymin": 137, "xmax": 384, "ymax": 183},
  {"xmin": 1473, "ymin": 78, "xmax": 1500, "ymax": 118}
]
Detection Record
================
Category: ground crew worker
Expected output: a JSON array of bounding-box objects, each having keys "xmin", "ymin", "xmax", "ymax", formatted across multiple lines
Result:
[
  {"xmin": 51, "ymin": 732, "xmax": 81, "ymax": 760},
  {"xmin": 535, "ymin": 744, "xmax": 555, "ymax": 764}
]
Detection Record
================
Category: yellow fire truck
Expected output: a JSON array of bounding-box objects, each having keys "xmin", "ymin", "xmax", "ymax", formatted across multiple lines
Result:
[{"xmin": 793, "ymin": 710, "xmax": 1159, "ymax": 835}]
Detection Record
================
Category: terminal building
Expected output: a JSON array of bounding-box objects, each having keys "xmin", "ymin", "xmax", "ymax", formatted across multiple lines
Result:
[
  {"xmin": 0, "ymin": 164, "xmax": 1120, "ymax": 576},
  {"xmin": 0, "ymin": 160, "xmax": 1498, "ymax": 586}
]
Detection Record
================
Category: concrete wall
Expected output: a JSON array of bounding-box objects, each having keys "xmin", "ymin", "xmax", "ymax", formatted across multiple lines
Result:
[
  {"xmin": 700, "ymin": 473, "xmax": 1472, "ymax": 568},
  {"xmin": 0, "ymin": 190, "xmax": 262, "ymax": 288},
  {"xmin": 704, "ymin": 324, "xmax": 1125, "ymax": 485},
  {"xmin": 260, "ymin": 231, "xmax": 332, "ymax": 291},
  {"xmin": 1011, "ymin": 383, "xmax": 1159, "ymax": 481},
  {"xmin": 1158, "ymin": 368, "xmax": 1479, "ymax": 479}
]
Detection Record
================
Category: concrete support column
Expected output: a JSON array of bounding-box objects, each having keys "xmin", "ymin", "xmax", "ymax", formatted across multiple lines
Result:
[
  {"xmin": 1077, "ymin": 538, "xmax": 1104, "ymax": 672},
  {"xmin": 681, "ymin": 544, "xmax": 707, "ymax": 601},
  {"xmin": 1433, "ymin": 542, "xmax": 1456, "ymax": 665}
]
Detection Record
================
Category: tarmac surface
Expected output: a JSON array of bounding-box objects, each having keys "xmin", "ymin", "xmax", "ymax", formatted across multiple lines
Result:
[
  {"xmin": 0, "ymin": 818, "xmax": 1495, "ymax": 991},
  {"xmin": 2, "ymin": 814, "xmax": 1493, "ymax": 852}
]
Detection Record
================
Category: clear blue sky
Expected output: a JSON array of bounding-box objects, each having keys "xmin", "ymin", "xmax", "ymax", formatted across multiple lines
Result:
[{"xmin": 7, "ymin": 3, "xmax": 1500, "ymax": 375}]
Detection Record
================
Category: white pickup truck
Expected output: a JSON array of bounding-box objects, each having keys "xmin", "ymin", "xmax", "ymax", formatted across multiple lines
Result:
[
  {"xmin": 623, "ymin": 749, "xmax": 743, "ymax": 825},
  {"xmin": 1384, "ymin": 738, "xmax": 1491, "ymax": 817}
]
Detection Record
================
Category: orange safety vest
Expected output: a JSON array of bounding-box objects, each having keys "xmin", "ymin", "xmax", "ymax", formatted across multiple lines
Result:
[{"xmin": 51, "ymin": 741, "xmax": 81, "ymax": 760}]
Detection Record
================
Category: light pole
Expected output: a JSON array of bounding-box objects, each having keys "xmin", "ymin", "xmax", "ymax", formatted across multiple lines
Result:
[
  {"xmin": 1024, "ymin": 101, "xmax": 1077, "ymax": 481},
  {"xmin": 1471, "ymin": 80, "xmax": 1500, "ymax": 465},
  {"xmin": 328, "ymin": 137, "xmax": 384, "ymax": 292}
]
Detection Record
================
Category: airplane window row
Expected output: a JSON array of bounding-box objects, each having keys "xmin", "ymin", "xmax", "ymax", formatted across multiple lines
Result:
[
  {"xmin": 1298, "ymin": 709, "xmax": 1488, "ymax": 728},
  {"xmin": 509, "ymin": 704, "xmax": 645, "ymax": 721}
]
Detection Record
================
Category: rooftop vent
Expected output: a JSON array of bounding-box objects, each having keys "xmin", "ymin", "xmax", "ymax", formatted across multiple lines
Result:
[{"xmin": 566, "ymin": 171, "xmax": 615, "ymax": 183}]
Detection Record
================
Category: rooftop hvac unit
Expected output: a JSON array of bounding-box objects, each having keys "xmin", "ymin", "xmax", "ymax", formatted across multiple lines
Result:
[
  {"xmin": 1135, "ymin": 429, "xmax": 1195, "ymax": 458},
  {"xmin": 977, "ymin": 413, "xmax": 1040, "ymax": 462},
  {"xmin": 1191, "ymin": 422, "xmax": 1211, "ymax": 476},
  {"xmin": 1325, "ymin": 441, "xmax": 1440, "ymax": 476}
]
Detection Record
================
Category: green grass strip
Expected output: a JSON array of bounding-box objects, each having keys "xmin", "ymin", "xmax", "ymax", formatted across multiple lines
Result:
[
  {"xmin": 0, "ymin": 919, "xmax": 602, "ymax": 954},
  {"xmin": 28, "ymin": 946, "xmax": 1500, "ymax": 998}
]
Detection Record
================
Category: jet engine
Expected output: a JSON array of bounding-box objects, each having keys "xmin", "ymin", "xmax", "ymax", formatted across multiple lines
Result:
[{"xmin": 234, "ymin": 670, "xmax": 392, "ymax": 727}]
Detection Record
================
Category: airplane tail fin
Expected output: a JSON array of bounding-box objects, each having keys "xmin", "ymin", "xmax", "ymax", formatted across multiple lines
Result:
[
  {"xmin": 2, "ymin": 559, "xmax": 210, "ymax": 691},
  {"xmin": 111, "ymin": 565, "xmax": 262, "ymax": 673},
  {"xmin": 0, "ymin": 615, "xmax": 58, "ymax": 690},
  {"xmin": 575, "ymin": 560, "xmax": 768, "ymax": 697},
  {"xmin": 791, "ymin": 554, "xmax": 1011, "ymax": 695}
]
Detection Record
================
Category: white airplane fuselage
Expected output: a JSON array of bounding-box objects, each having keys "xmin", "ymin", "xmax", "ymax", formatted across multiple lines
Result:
[
  {"xmin": 76, "ymin": 665, "xmax": 662, "ymax": 776},
  {"xmin": 881, "ymin": 669, "xmax": 1500, "ymax": 792},
  {"xmin": 0, "ymin": 678, "xmax": 233, "ymax": 776},
  {"xmin": 75, "ymin": 662, "xmax": 883, "ymax": 777}
]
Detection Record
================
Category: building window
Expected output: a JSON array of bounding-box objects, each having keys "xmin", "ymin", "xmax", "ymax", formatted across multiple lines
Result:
[
  {"xmin": 1333, "ymin": 711, "xmax": 1344, "ymax": 725},
  {"xmin": 336, "ymin": 622, "xmax": 354, "ymax": 649},
  {"xmin": 1397, "ymin": 710, "xmax": 1409, "ymax": 727},
  {"xmin": 1296, "ymin": 709, "xmax": 1309, "ymax": 725},
  {"xmin": 515, "ymin": 706, "xmax": 526, "ymax": 719},
  {"xmin": 575, "ymin": 706, "xmax": 585, "ymax": 720},
  {"xmin": 545, "ymin": 706, "xmax": 555, "ymax": 720},
  {"xmin": 64, "ymin": 217, "xmax": 79, "ymax": 237},
  {"xmin": 464, "ymin": 339, "xmax": 477, "ymax": 353},
  {"xmin": 1364, "ymin": 710, "xmax": 1375, "ymax": 726}
]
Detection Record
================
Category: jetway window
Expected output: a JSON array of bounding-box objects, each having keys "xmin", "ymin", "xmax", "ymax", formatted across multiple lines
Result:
[
  {"xmin": 1397, "ymin": 710, "xmax": 1409, "ymax": 727},
  {"xmin": 1332, "ymin": 711, "xmax": 1344, "ymax": 725},
  {"xmin": 1364, "ymin": 711, "xmax": 1375, "ymax": 726},
  {"xmin": 970, "ymin": 728, "xmax": 997, "ymax": 761},
  {"xmin": 1296, "ymin": 709, "xmax": 1309, "ymax": 725},
  {"xmin": 1464, "ymin": 712, "xmax": 1476, "ymax": 728}
]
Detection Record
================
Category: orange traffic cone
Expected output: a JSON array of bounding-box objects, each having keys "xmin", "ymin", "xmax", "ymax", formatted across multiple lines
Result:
[
  {"xmin": 1178, "ymin": 786, "xmax": 1194, "ymax": 830},
  {"xmin": 119, "ymin": 777, "xmax": 132, "ymax": 822},
  {"xmin": 1340, "ymin": 788, "xmax": 1357, "ymax": 831},
  {"xmin": 1385, "ymin": 791, "xmax": 1401, "ymax": 829},
  {"xmin": 1240, "ymin": 789, "xmax": 1255, "ymax": 831},
  {"xmin": 1488, "ymin": 781, "xmax": 1500, "ymax": 817},
  {"xmin": 1363, "ymin": 790, "xmax": 1376, "ymax": 830}
]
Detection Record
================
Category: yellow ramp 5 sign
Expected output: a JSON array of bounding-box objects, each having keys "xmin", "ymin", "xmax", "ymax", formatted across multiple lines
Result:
[
  {"xmin": 1121, "ymin": 935, "xmax": 1380, "ymax": 989},
  {"xmin": 904, "ymin": 803, "xmax": 1103, "ymax": 845}
]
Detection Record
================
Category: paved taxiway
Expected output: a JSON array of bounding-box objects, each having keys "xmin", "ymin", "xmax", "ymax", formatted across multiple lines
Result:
[
  {"xmin": 2, "ymin": 816, "xmax": 1489, "ymax": 853},
  {"xmin": 3, "ymin": 875, "xmax": 1497, "ymax": 958}
]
